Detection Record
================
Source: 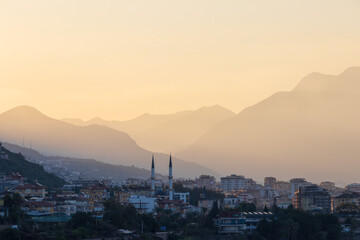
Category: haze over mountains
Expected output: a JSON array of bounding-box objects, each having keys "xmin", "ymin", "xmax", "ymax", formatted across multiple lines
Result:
[
  {"xmin": 2, "ymin": 142, "xmax": 160, "ymax": 181},
  {"xmin": 2, "ymin": 67, "xmax": 360, "ymax": 183},
  {"xmin": 63, "ymin": 105, "xmax": 235, "ymax": 153},
  {"xmin": 0, "ymin": 106, "xmax": 218, "ymax": 178},
  {"xmin": 178, "ymin": 67, "xmax": 360, "ymax": 183}
]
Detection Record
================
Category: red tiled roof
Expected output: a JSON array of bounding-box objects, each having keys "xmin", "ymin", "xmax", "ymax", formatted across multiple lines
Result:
[
  {"xmin": 15, "ymin": 183, "xmax": 45, "ymax": 190},
  {"xmin": 24, "ymin": 201, "xmax": 54, "ymax": 207}
]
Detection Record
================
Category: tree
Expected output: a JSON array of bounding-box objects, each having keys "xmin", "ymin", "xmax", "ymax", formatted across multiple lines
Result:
[
  {"xmin": 205, "ymin": 201, "xmax": 219, "ymax": 230},
  {"xmin": 0, "ymin": 228, "xmax": 22, "ymax": 240},
  {"xmin": 69, "ymin": 212, "xmax": 95, "ymax": 229},
  {"xmin": 256, "ymin": 208, "xmax": 341, "ymax": 240},
  {"xmin": 235, "ymin": 203, "xmax": 256, "ymax": 212},
  {"xmin": 3, "ymin": 193, "xmax": 26, "ymax": 225},
  {"xmin": 103, "ymin": 199, "xmax": 139, "ymax": 230}
]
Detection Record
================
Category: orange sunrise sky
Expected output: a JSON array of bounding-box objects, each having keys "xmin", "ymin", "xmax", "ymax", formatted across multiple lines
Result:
[{"xmin": 1, "ymin": 0, "xmax": 359, "ymax": 120}]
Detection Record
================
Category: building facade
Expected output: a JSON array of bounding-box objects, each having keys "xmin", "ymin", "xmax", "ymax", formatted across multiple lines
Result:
[
  {"xmin": 221, "ymin": 174, "xmax": 256, "ymax": 192},
  {"xmin": 196, "ymin": 175, "xmax": 216, "ymax": 190},
  {"xmin": 293, "ymin": 185, "xmax": 331, "ymax": 212},
  {"xmin": 264, "ymin": 177, "xmax": 276, "ymax": 189}
]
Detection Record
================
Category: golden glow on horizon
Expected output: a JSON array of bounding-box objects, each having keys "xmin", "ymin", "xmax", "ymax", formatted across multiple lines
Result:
[{"xmin": 0, "ymin": 0, "xmax": 359, "ymax": 120}]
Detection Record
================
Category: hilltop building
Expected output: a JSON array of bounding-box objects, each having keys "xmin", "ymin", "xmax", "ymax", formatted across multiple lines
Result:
[
  {"xmin": 290, "ymin": 178, "xmax": 310, "ymax": 198},
  {"xmin": 15, "ymin": 183, "xmax": 46, "ymax": 198},
  {"xmin": 345, "ymin": 183, "xmax": 360, "ymax": 193},
  {"xmin": 220, "ymin": 174, "xmax": 256, "ymax": 192},
  {"xmin": 332, "ymin": 191, "xmax": 360, "ymax": 212},
  {"xmin": 196, "ymin": 175, "xmax": 216, "ymax": 190},
  {"xmin": 293, "ymin": 185, "xmax": 331, "ymax": 212},
  {"xmin": 264, "ymin": 177, "xmax": 276, "ymax": 189}
]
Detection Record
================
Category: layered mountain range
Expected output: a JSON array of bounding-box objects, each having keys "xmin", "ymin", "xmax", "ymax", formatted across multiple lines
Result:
[
  {"xmin": 0, "ymin": 106, "xmax": 218, "ymax": 178},
  {"xmin": 178, "ymin": 67, "xmax": 360, "ymax": 183},
  {"xmin": 63, "ymin": 105, "xmax": 235, "ymax": 153},
  {"xmin": 1, "ymin": 67, "xmax": 360, "ymax": 183}
]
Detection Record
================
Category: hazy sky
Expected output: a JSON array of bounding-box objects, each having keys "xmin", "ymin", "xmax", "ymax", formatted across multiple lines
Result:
[{"xmin": 1, "ymin": 0, "xmax": 359, "ymax": 120}]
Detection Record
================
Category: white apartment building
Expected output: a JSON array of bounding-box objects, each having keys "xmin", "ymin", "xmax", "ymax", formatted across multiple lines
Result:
[
  {"xmin": 220, "ymin": 174, "xmax": 256, "ymax": 192},
  {"xmin": 346, "ymin": 183, "xmax": 360, "ymax": 193},
  {"xmin": 196, "ymin": 175, "xmax": 216, "ymax": 190},
  {"xmin": 290, "ymin": 178, "xmax": 310, "ymax": 198}
]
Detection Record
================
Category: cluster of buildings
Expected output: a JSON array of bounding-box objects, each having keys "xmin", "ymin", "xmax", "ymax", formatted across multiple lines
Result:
[
  {"xmin": 112, "ymin": 155, "xmax": 193, "ymax": 215},
  {"xmin": 0, "ymin": 155, "xmax": 195, "ymax": 223},
  {"xmin": 218, "ymin": 174, "xmax": 360, "ymax": 216},
  {"xmin": 4, "ymin": 142, "xmax": 360, "ymax": 236},
  {"xmin": 176, "ymin": 175, "xmax": 217, "ymax": 190}
]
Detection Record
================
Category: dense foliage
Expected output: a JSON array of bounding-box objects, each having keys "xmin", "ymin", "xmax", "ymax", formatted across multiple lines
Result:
[
  {"xmin": 0, "ymin": 147, "xmax": 66, "ymax": 188},
  {"xmin": 255, "ymin": 207, "xmax": 341, "ymax": 240},
  {"xmin": 173, "ymin": 183, "xmax": 224, "ymax": 206}
]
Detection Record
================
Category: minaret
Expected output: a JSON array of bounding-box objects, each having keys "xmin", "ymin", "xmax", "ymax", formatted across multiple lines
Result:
[
  {"xmin": 151, "ymin": 155, "xmax": 155, "ymax": 197},
  {"xmin": 169, "ymin": 154, "xmax": 173, "ymax": 200}
]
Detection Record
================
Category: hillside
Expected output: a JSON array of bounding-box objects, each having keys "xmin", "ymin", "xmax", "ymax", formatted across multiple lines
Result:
[
  {"xmin": 3, "ymin": 142, "xmax": 164, "ymax": 181},
  {"xmin": 0, "ymin": 144, "xmax": 66, "ymax": 188},
  {"xmin": 0, "ymin": 106, "xmax": 218, "ymax": 178},
  {"xmin": 63, "ymin": 105, "xmax": 235, "ymax": 153},
  {"xmin": 178, "ymin": 67, "xmax": 360, "ymax": 183}
]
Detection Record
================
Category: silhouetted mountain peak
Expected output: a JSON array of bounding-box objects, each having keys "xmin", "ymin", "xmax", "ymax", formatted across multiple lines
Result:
[
  {"xmin": 293, "ymin": 72, "xmax": 335, "ymax": 92},
  {"xmin": 0, "ymin": 106, "xmax": 49, "ymax": 120},
  {"xmin": 338, "ymin": 66, "xmax": 360, "ymax": 79},
  {"xmin": 293, "ymin": 67, "xmax": 360, "ymax": 93},
  {"xmin": 197, "ymin": 105, "xmax": 233, "ymax": 113}
]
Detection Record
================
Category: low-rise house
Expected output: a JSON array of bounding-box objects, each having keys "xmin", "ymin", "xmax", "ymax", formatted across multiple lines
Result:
[
  {"xmin": 127, "ymin": 186, "xmax": 152, "ymax": 197},
  {"xmin": 114, "ymin": 191, "xmax": 131, "ymax": 204},
  {"xmin": 128, "ymin": 195, "xmax": 157, "ymax": 214},
  {"xmin": 125, "ymin": 178, "xmax": 146, "ymax": 187},
  {"xmin": 157, "ymin": 199, "xmax": 188, "ymax": 214},
  {"xmin": 332, "ymin": 191, "xmax": 360, "ymax": 212},
  {"xmin": 216, "ymin": 211, "xmax": 273, "ymax": 235},
  {"xmin": 22, "ymin": 201, "xmax": 55, "ymax": 215},
  {"xmin": 198, "ymin": 199, "xmax": 216, "ymax": 211},
  {"xmin": 223, "ymin": 193, "xmax": 255, "ymax": 208},
  {"xmin": 56, "ymin": 204, "xmax": 76, "ymax": 215},
  {"xmin": 217, "ymin": 211, "xmax": 246, "ymax": 234},
  {"xmin": 82, "ymin": 185, "xmax": 110, "ymax": 210},
  {"xmin": 173, "ymin": 192, "xmax": 190, "ymax": 204},
  {"xmin": 179, "ymin": 179, "xmax": 198, "ymax": 190},
  {"xmin": 243, "ymin": 212, "xmax": 273, "ymax": 232},
  {"xmin": 15, "ymin": 183, "xmax": 46, "ymax": 198},
  {"xmin": 72, "ymin": 179, "xmax": 102, "ymax": 188}
]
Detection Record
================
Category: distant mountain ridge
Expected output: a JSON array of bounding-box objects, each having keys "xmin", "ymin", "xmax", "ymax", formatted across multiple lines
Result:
[
  {"xmin": 3, "ymin": 142, "xmax": 163, "ymax": 181},
  {"xmin": 63, "ymin": 105, "xmax": 235, "ymax": 153},
  {"xmin": 178, "ymin": 67, "xmax": 360, "ymax": 183},
  {"xmin": 294, "ymin": 67, "xmax": 360, "ymax": 93},
  {"xmin": 0, "ymin": 144, "xmax": 66, "ymax": 188},
  {"xmin": 0, "ymin": 106, "xmax": 219, "ymax": 178}
]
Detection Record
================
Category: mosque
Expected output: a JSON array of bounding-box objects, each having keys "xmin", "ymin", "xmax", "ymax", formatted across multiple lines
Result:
[{"xmin": 150, "ymin": 154, "xmax": 173, "ymax": 200}]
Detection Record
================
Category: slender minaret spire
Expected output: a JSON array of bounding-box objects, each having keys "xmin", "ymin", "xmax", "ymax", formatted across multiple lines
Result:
[
  {"xmin": 151, "ymin": 155, "xmax": 155, "ymax": 197},
  {"xmin": 169, "ymin": 154, "xmax": 173, "ymax": 200}
]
